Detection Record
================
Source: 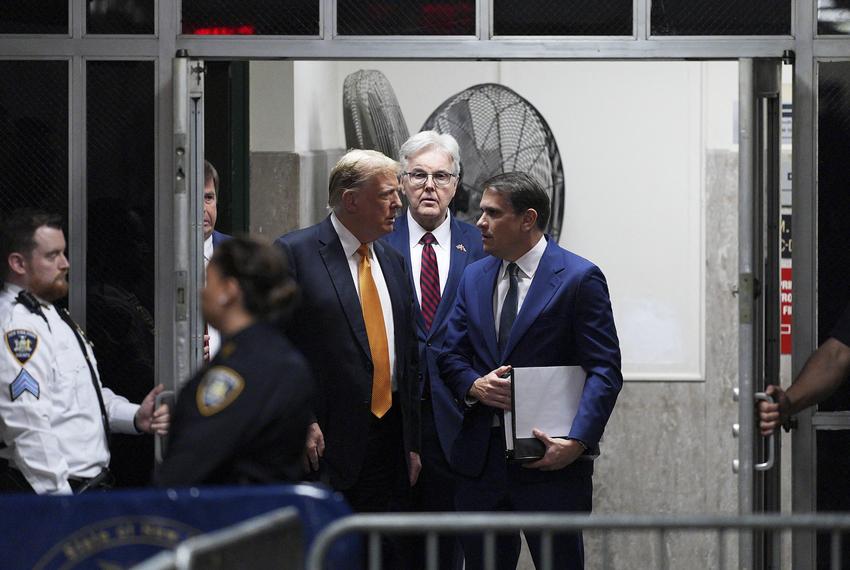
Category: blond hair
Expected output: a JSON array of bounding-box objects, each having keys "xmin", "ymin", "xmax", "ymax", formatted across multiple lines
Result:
[{"xmin": 328, "ymin": 149, "xmax": 400, "ymax": 208}]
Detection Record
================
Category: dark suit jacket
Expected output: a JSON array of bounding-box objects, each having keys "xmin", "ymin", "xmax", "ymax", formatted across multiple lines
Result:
[
  {"xmin": 211, "ymin": 230, "xmax": 230, "ymax": 248},
  {"xmin": 438, "ymin": 237, "xmax": 622, "ymax": 479},
  {"xmin": 382, "ymin": 214, "xmax": 486, "ymax": 460},
  {"xmin": 275, "ymin": 216, "xmax": 421, "ymax": 490}
]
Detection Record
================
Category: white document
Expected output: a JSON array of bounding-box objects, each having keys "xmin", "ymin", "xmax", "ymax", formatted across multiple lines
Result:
[{"xmin": 504, "ymin": 365, "xmax": 586, "ymax": 452}]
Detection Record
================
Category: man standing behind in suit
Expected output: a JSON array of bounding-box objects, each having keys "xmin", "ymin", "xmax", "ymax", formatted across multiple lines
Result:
[
  {"xmin": 383, "ymin": 131, "xmax": 485, "ymax": 570},
  {"xmin": 439, "ymin": 172, "xmax": 622, "ymax": 570},
  {"xmin": 203, "ymin": 160, "xmax": 230, "ymax": 361},
  {"xmin": 276, "ymin": 150, "xmax": 421, "ymax": 515}
]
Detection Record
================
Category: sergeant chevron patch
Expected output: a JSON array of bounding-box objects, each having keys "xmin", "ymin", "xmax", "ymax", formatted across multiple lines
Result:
[
  {"xmin": 10, "ymin": 369, "xmax": 39, "ymax": 400},
  {"xmin": 5, "ymin": 330, "xmax": 38, "ymax": 365},
  {"xmin": 196, "ymin": 366, "xmax": 244, "ymax": 416}
]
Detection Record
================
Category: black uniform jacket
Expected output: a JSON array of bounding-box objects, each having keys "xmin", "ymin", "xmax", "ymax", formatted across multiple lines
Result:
[{"xmin": 156, "ymin": 321, "xmax": 314, "ymax": 486}]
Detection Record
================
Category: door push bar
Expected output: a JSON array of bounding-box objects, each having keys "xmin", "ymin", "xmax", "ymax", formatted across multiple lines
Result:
[{"xmin": 731, "ymin": 390, "xmax": 775, "ymax": 473}]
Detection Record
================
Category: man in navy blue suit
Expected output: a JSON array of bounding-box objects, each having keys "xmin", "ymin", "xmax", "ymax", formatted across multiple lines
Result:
[
  {"xmin": 275, "ymin": 150, "xmax": 421, "ymax": 516},
  {"xmin": 203, "ymin": 160, "xmax": 230, "ymax": 360},
  {"xmin": 439, "ymin": 172, "xmax": 622, "ymax": 570},
  {"xmin": 383, "ymin": 131, "xmax": 486, "ymax": 570}
]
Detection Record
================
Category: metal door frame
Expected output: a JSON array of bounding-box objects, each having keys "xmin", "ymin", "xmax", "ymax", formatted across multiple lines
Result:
[{"xmin": 0, "ymin": 0, "xmax": 839, "ymax": 566}]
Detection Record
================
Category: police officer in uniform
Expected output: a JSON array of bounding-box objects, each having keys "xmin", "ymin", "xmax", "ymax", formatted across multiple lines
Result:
[
  {"xmin": 0, "ymin": 209, "xmax": 169, "ymax": 494},
  {"xmin": 156, "ymin": 236, "xmax": 314, "ymax": 486}
]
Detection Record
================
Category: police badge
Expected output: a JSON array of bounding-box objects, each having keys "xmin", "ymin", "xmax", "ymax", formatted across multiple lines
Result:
[
  {"xmin": 5, "ymin": 329, "xmax": 38, "ymax": 365},
  {"xmin": 196, "ymin": 366, "xmax": 245, "ymax": 416}
]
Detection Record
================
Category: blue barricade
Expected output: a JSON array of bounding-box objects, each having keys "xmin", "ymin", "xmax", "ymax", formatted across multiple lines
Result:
[{"xmin": 0, "ymin": 483, "xmax": 357, "ymax": 570}]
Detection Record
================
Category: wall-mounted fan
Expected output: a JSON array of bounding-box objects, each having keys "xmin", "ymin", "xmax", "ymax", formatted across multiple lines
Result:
[{"xmin": 342, "ymin": 69, "xmax": 410, "ymax": 160}]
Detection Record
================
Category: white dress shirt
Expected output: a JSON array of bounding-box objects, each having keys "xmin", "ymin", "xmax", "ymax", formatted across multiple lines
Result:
[
  {"xmin": 330, "ymin": 213, "xmax": 397, "ymax": 390},
  {"xmin": 0, "ymin": 284, "xmax": 139, "ymax": 494},
  {"xmin": 407, "ymin": 210, "xmax": 452, "ymax": 304},
  {"xmin": 493, "ymin": 235, "xmax": 548, "ymax": 338},
  {"xmin": 204, "ymin": 235, "xmax": 221, "ymax": 359}
]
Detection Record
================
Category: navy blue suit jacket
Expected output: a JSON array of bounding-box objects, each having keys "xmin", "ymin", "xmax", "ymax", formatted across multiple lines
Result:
[
  {"xmin": 382, "ymin": 214, "xmax": 486, "ymax": 460},
  {"xmin": 211, "ymin": 230, "xmax": 230, "ymax": 248},
  {"xmin": 275, "ymin": 216, "xmax": 421, "ymax": 490},
  {"xmin": 438, "ymin": 238, "xmax": 622, "ymax": 478}
]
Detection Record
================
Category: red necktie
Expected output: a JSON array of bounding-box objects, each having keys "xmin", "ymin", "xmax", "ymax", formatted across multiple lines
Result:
[{"xmin": 419, "ymin": 232, "xmax": 441, "ymax": 331}]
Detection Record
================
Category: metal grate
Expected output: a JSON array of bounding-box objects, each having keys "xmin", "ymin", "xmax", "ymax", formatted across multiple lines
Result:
[
  {"xmin": 87, "ymin": 0, "xmax": 155, "ymax": 35},
  {"xmin": 337, "ymin": 0, "xmax": 474, "ymax": 36},
  {"xmin": 182, "ymin": 0, "xmax": 319, "ymax": 36},
  {"xmin": 0, "ymin": 61, "xmax": 68, "ymax": 222},
  {"xmin": 651, "ymin": 0, "xmax": 791, "ymax": 36},
  {"xmin": 86, "ymin": 60, "xmax": 156, "ymax": 487},
  {"xmin": 493, "ymin": 0, "xmax": 632, "ymax": 36},
  {"xmin": 421, "ymin": 83, "xmax": 565, "ymax": 240},
  {"xmin": 818, "ymin": 0, "xmax": 850, "ymax": 35},
  {"xmin": 307, "ymin": 513, "xmax": 850, "ymax": 570},
  {"xmin": 0, "ymin": 0, "xmax": 67, "ymax": 34}
]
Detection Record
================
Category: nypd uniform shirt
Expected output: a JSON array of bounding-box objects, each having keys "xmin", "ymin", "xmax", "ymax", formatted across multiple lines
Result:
[
  {"xmin": 0, "ymin": 284, "xmax": 139, "ymax": 495},
  {"xmin": 157, "ymin": 321, "xmax": 314, "ymax": 486}
]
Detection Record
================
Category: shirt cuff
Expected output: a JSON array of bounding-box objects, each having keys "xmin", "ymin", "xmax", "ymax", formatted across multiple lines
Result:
[{"xmin": 110, "ymin": 402, "xmax": 142, "ymax": 434}]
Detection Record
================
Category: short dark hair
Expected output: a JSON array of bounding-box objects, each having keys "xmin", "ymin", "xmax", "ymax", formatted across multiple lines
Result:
[
  {"xmin": 204, "ymin": 160, "xmax": 219, "ymax": 196},
  {"xmin": 211, "ymin": 236, "xmax": 298, "ymax": 320},
  {"xmin": 482, "ymin": 172, "xmax": 550, "ymax": 231},
  {"xmin": 0, "ymin": 209, "xmax": 63, "ymax": 281}
]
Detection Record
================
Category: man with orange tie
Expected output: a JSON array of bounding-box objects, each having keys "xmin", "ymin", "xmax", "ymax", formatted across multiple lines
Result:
[{"xmin": 275, "ymin": 149, "xmax": 421, "ymax": 514}]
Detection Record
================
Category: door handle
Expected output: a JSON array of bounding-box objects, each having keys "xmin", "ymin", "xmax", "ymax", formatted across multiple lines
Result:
[{"xmin": 753, "ymin": 391, "xmax": 775, "ymax": 471}]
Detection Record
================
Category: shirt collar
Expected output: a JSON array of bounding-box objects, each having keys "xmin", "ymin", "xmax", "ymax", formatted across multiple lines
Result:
[
  {"xmin": 501, "ymin": 234, "xmax": 547, "ymax": 280},
  {"xmin": 1, "ymin": 283, "xmax": 49, "ymax": 307},
  {"xmin": 407, "ymin": 210, "xmax": 452, "ymax": 249},
  {"xmin": 331, "ymin": 212, "xmax": 371, "ymax": 259},
  {"xmin": 203, "ymin": 235, "xmax": 214, "ymax": 261}
]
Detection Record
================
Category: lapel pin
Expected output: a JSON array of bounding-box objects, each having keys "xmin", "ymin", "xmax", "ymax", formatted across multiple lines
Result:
[{"xmin": 456, "ymin": 244, "xmax": 467, "ymax": 253}]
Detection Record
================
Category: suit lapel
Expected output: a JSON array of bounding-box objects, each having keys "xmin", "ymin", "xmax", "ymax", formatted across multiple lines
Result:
[
  {"xmin": 374, "ymin": 240, "xmax": 407, "ymax": 367},
  {"xmin": 392, "ymin": 216, "xmax": 427, "ymax": 334},
  {"xmin": 502, "ymin": 239, "xmax": 563, "ymax": 360},
  {"xmin": 478, "ymin": 257, "xmax": 501, "ymax": 364},
  {"xmin": 431, "ymin": 217, "xmax": 474, "ymax": 331},
  {"xmin": 317, "ymin": 218, "xmax": 372, "ymax": 361}
]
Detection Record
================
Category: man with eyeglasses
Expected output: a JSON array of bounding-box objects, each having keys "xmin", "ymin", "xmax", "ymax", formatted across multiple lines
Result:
[{"xmin": 383, "ymin": 130, "xmax": 486, "ymax": 570}]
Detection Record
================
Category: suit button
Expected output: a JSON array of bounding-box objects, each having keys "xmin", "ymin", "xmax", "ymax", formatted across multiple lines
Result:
[{"xmin": 426, "ymin": 342, "xmax": 432, "ymax": 347}]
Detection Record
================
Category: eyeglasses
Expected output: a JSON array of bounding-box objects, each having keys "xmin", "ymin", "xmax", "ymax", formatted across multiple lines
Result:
[{"xmin": 403, "ymin": 170, "xmax": 457, "ymax": 188}]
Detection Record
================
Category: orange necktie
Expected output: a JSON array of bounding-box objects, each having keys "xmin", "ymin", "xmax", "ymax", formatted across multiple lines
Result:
[{"xmin": 357, "ymin": 244, "xmax": 392, "ymax": 417}]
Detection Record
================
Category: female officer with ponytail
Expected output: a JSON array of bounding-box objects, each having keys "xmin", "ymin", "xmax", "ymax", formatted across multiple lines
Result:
[{"xmin": 157, "ymin": 236, "xmax": 314, "ymax": 486}]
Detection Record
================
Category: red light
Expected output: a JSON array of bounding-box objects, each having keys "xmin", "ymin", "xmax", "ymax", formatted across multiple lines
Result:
[{"xmin": 191, "ymin": 25, "xmax": 256, "ymax": 35}]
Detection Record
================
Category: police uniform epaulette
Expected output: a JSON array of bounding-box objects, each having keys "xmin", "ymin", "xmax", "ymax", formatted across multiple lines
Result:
[{"xmin": 14, "ymin": 290, "xmax": 50, "ymax": 331}]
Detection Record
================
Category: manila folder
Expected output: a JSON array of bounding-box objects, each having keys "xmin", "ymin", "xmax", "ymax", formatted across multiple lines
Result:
[{"xmin": 504, "ymin": 365, "xmax": 586, "ymax": 461}]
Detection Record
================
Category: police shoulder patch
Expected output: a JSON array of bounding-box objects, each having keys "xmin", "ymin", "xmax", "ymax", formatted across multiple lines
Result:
[
  {"xmin": 5, "ymin": 329, "xmax": 38, "ymax": 365},
  {"xmin": 10, "ymin": 369, "xmax": 39, "ymax": 401},
  {"xmin": 196, "ymin": 366, "xmax": 245, "ymax": 416}
]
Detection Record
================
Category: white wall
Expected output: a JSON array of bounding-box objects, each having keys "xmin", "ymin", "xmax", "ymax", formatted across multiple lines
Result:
[
  {"xmin": 251, "ymin": 59, "xmax": 740, "ymax": 382},
  {"xmin": 249, "ymin": 61, "xmax": 295, "ymax": 152}
]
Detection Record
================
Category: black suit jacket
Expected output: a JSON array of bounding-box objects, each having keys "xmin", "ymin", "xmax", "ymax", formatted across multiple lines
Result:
[
  {"xmin": 276, "ymin": 216, "xmax": 421, "ymax": 490},
  {"xmin": 381, "ymin": 214, "xmax": 487, "ymax": 460}
]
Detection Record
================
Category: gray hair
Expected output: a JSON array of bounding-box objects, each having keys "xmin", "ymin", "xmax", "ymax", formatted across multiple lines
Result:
[{"xmin": 399, "ymin": 130, "xmax": 461, "ymax": 176}]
